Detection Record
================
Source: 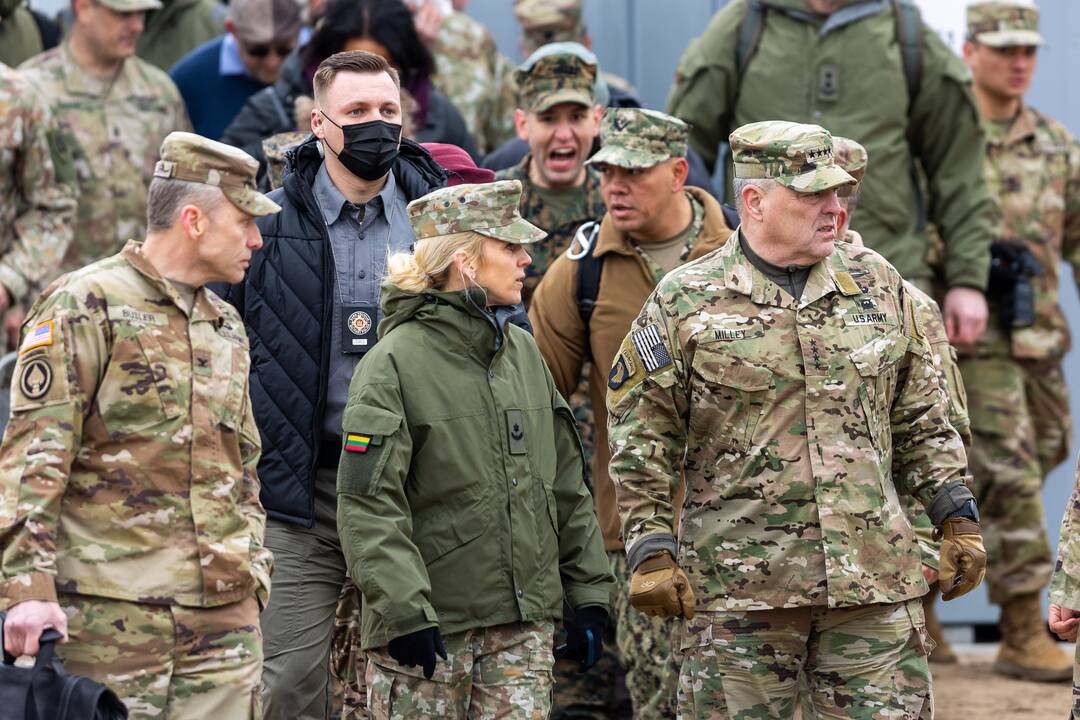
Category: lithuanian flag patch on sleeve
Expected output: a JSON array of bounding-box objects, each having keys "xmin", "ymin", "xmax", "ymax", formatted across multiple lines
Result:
[{"xmin": 344, "ymin": 434, "xmax": 373, "ymax": 453}]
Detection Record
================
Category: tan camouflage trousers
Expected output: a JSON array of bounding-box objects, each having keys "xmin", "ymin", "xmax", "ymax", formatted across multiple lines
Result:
[
  {"xmin": 1072, "ymin": 636, "xmax": 1080, "ymax": 719},
  {"xmin": 678, "ymin": 601, "xmax": 933, "ymax": 720},
  {"xmin": 960, "ymin": 355, "xmax": 1071, "ymax": 603},
  {"xmin": 56, "ymin": 593, "xmax": 263, "ymax": 720},
  {"xmin": 366, "ymin": 620, "xmax": 555, "ymax": 719},
  {"xmin": 332, "ymin": 581, "xmax": 368, "ymax": 719}
]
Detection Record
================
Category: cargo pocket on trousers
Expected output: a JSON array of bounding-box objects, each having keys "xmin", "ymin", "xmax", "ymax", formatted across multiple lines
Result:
[
  {"xmin": 367, "ymin": 660, "xmax": 397, "ymax": 720},
  {"xmin": 338, "ymin": 405, "xmax": 402, "ymax": 495},
  {"xmin": 903, "ymin": 599, "xmax": 936, "ymax": 657}
]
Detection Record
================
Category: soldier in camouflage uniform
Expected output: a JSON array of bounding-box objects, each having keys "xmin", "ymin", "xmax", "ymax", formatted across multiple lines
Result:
[
  {"xmin": 0, "ymin": 132, "xmax": 279, "ymax": 719},
  {"xmin": 418, "ymin": 1, "xmax": 517, "ymax": 157},
  {"xmin": 1050, "ymin": 465, "xmax": 1080, "ymax": 719},
  {"xmin": 0, "ymin": 62, "xmax": 77, "ymax": 312},
  {"xmin": 531, "ymin": 108, "xmax": 734, "ymax": 720},
  {"xmin": 19, "ymin": 0, "xmax": 191, "ymax": 277},
  {"xmin": 959, "ymin": 1, "xmax": 1080, "ymax": 682},
  {"xmin": 608, "ymin": 121, "xmax": 987, "ymax": 719},
  {"xmin": 496, "ymin": 43, "xmax": 605, "ymax": 307},
  {"xmin": 833, "ymin": 135, "xmax": 972, "ymax": 665},
  {"xmin": 513, "ymin": 0, "xmax": 636, "ymax": 100}
]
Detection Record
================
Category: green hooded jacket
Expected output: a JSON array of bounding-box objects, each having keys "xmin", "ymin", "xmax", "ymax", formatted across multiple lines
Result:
[
  {"xmin": 337, "ymin": 285, "xmax": 614, "ymax": 650},
  {"xmin": 0, "ymin": 5, "xmax": 43, "ymax": 68},
  {"xmin": 135, "ymin": 0, "xmax": 224, "ymax": 71},
  {"xmin": 668, "ymin": 0, "xmax": 993, "ymax": 291}
]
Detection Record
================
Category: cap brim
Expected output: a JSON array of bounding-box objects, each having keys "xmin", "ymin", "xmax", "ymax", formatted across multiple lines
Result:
[
  {"xmin": 477, "ymin": 217, "xmax": 547, "ymax": 245},
  {"xmin": 776, "ymin": 164, "xmax": 856, "ymax": 193},
  {"xmin": 587, "ymin": 145, "xmax": 669, "ymax": 169},
  {"xmin": 225, "ymin": 187, "xmax": 282, "ymax": 217},
  {"xmin": 976, "ymin": 30, "xmax": 1045, "ymax": 47},
  {"xmin": 98, "ymin": 0, "xmax": 162, "ymax": 10},
  {"xmin": 530, "ymin": 89, "xmax": 595, "ymax": 113}
]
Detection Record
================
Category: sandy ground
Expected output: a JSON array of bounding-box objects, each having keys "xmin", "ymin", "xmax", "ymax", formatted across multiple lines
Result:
[{"xmin": 932, "ymin": 649, "xmax": 1073, "ymax": 720}]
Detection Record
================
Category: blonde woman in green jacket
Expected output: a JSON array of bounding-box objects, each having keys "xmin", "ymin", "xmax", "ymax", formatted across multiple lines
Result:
[{"xmin": 336, "ymin": 179, "xmax": 614, "ymax": 719}]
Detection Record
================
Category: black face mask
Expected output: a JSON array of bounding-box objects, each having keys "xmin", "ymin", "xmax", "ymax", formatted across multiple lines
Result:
[{"xmin": 321, "ymin": 114, "xmax": 402, "ymax": 181}]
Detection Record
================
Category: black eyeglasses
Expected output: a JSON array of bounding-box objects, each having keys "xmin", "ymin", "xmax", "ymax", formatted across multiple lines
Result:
[{"xmin": 245, "ymin": 43, "xmax": 295, "ymax": 58}]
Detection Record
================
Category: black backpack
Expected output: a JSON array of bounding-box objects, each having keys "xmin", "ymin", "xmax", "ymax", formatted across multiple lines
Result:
[{"xmin": 0, "ymin": 617, "xmax": 128, "ymax": 720}]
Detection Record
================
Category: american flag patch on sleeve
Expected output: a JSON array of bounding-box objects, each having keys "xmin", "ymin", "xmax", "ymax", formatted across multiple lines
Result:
[
  {"xmin": 631, "ymin": 324, "xmax": 673, "ymax": 373},
  {"xmin": 19, "ymin": 320, "xmax": 54, "ymax": 355}
]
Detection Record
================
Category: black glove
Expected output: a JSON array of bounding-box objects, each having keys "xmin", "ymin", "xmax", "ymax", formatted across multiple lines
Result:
[
  {"xmin": 387, "ymin": 626, "xmax": 447, "ymax": 680},
  {"xmin": 556, "ymin": 606, "xmax": 608, "ymax": 672}
]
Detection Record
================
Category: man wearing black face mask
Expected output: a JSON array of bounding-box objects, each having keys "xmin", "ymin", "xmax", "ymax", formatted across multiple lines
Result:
[{"xmin": 216, "ymin": 50, "xmax": 447, "ymax": 720}]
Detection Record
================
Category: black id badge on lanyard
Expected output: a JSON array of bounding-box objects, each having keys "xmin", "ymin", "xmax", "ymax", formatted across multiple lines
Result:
[{"xmin": 341, "ymin": 303, "xmax": 378, "ymax": 354}]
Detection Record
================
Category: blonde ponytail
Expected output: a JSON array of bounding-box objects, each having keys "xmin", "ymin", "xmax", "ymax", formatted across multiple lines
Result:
[{"xmin": 385, "ymin": 231, "xmax": 487, "ymax": 292}]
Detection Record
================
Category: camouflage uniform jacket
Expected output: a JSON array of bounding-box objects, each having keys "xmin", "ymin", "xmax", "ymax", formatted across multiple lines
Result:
[
  {"xmin": 1051, "ymin": 460, "xmax": 1080, "ymax": 609},
  {"xmin": 431, "ymin": 11, "xmax": 517, "ymax": 156},
  {"xmin": 0, "ymin": 62, "xmax": 76, "ymax": 304},
  {"xmin": 19, "ymin": 44, "xmax": 191, "ymax": 275},
  {"xmin": 495, "ymin": 155, "xmax": 606, "ymax": 304},
  {"xmin": 971, "ymin": 104, "xmax": 1080, "ymax": 360},
  {"xmin": 0, "ymin": 240, "xmax": 272, "ymax": 610},
  {"xmin": 607, "ymin": 233, "xmax": 968, "ymax": 610}
]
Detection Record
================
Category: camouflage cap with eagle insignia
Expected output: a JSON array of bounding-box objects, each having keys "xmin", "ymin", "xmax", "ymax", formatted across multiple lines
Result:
[
  {"xmin": 967, "ymin": 1, "xmax": 1044, "ymax": 48},
  {"xmin": 730, "ymin": 120, "xmax": 856, "ymax": 193},
  {"xmin": 588, "ymin": 107, "xmax": 688, "ymax": 170},
  {"xmin": 514, "ymin": 43, "xmax": 598, "ymax": 113},
  {"xmin": 407, "ymin": 180, "xmax": 546, "ymax": 244},
  {"xmin": 154, "ymin": 132, "xmax": 282, "ymax": 217}
]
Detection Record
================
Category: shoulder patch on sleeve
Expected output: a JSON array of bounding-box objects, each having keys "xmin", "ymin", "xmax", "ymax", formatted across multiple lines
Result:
[
  {"xmin": 631, "ymin": 324, "xmax": 673, "ymax": 373},
  {"xmin": 19, "ymin": 320, "xmax": 53, "ymax": 354}
]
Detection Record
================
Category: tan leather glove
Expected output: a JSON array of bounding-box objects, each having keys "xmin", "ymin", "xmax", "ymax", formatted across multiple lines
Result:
[
  {"xmin": 938, "ymin": 517, "xmax": 987, "ymax": 601},
  {"xmin": 628, "ymin": 551, "xmax": 695, "ymax": 619}
]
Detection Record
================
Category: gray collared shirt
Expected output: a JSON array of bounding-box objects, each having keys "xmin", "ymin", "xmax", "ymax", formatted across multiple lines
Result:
[{"xmin": 313, "ymin": 162, "xmax": 414, "ymax": 436}]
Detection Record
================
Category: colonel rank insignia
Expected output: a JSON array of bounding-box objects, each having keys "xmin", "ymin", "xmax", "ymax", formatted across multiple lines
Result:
[{"xmin": 631, "ymin": 324, "xmax": 672, "ymax": 373}]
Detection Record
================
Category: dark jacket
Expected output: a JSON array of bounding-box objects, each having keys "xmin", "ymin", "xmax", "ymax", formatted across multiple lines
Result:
[
  {"xmin": 338, "ymin": 285, "xmax": 614, "ymax": 649},
  {"xmin": 217, "ymin": 136, "xmax": 446, "ymax": 527},
  {"xmin": 222, "ymin": 51, "xmax": 479, "ymax": 171}
]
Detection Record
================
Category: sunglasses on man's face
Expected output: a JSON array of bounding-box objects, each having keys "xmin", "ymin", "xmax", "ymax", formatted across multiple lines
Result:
[{"xmin": 245, "ymin": 43, "xmax": 295, "ymax": 58}]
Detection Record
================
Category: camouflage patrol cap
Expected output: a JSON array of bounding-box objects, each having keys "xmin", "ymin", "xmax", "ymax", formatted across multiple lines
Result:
[
  {"xmin": 967, "ymin": 1, "xmax": 1044, "ymax": 47},
  {"xmin": 729, "ymin": 121, "xmax": 855, "ymax": 193},
  {"xmin": 154, "ymin": 132, "xmax": 281, "ymax": 216},
  {"xmin": 408, "ymin": 180, "xmax": 546, "ymax": 244},
  {"xmin": 515, "ymin": 43, "xmax": 598, "ymax": 113},
  {"xmin": 588, "ymin": 108, "xmax": 688, "ymax": 169},
  {"xmin": 96, "ymin": 0, "xmax": 161, "ymax": 11},
  {"xmin": 832, "ymin": 136, "xmax": 869, "ymax": 184},
  {"xmin": 514, "ymin": 0, "xmax": 584, "ymax": 55}
]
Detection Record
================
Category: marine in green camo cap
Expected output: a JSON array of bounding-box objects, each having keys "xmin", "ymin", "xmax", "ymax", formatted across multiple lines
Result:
[
  {"xmin": 588, "ymin": 107, "xmax": 688, "ymax": 169},
  {"xmin": 408, "ymin": 180, "xmax": 546, "ymax": 244},
  {"xmin": 514, "ymin": 45, "xmax": 598, "ymax": 114},
  {"xmin": 967, "ymin": 1, "xmax": 1044, "ymax": 47},
  {"xmin": 729, "ymin": 120, "xmax": 856, "ymax": 194},
  {"xmin": 154, "ymin": 131, "xmax": 281, "ymax": 217}
]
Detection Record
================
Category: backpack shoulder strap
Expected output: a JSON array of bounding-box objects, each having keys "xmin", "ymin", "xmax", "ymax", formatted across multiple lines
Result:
[
  {"xmin": 892, "ymin": 0, "xmax": 923, "ymax": 104},
  {"xmin": 571, "ymin": 221, "xmax": 604, "ymax": 353},
  {"xmin": 736, "ymin": 0, "xmax": 767, "ymax": 77}
]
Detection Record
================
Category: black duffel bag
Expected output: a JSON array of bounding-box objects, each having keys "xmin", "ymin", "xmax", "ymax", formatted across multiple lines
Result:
[{"xmin": 0, "ymin": 614, "xmax": 127, "ymax": 720}]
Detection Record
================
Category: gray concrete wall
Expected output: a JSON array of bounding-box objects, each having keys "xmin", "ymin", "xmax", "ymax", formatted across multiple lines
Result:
[{"xmin": 470, "ymin": 0, "xmax": 1080, "ymax": 624}]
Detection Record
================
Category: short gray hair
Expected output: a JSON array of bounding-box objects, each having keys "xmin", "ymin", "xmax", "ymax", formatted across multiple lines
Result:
[
  {"xmin": 146, "ymin": 178, "xmax": 226, "ymax": 232},
  {"xmin": 732, "ymin": 177, "xmax": 777, "ymax": 214}
]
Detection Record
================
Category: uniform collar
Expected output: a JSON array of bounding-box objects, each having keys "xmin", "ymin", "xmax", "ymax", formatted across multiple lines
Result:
[
  {"xmin": 121, "ymin": 240, "xmax": 224, "ymax": 323},
  {"xmin": 719, "ymin": 231, "xmax": 854, "ymax": 309},
  {"xmin": 594, "ymin": 186, "xmax": 733, "ymax": 260},
  {"xmin": 59, "ymin": 40, "xmax": 142, "ymax": 99},
  {"xmin": 989, "ymin": 103, "xmax": 1038, "ymax": 148}
]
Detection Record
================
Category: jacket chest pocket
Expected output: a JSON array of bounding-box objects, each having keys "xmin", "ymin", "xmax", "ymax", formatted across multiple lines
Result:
[
  {"xmin": 96, "ymin": 330, "xmax": 184, "ymax": 436},
  {"xmin": 849, "ymin": 333, "xmax": 908, "ymax": 453},
  {"xmin": 689, "ymin": 355, "xmax": 773, "ymax": 454}
]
